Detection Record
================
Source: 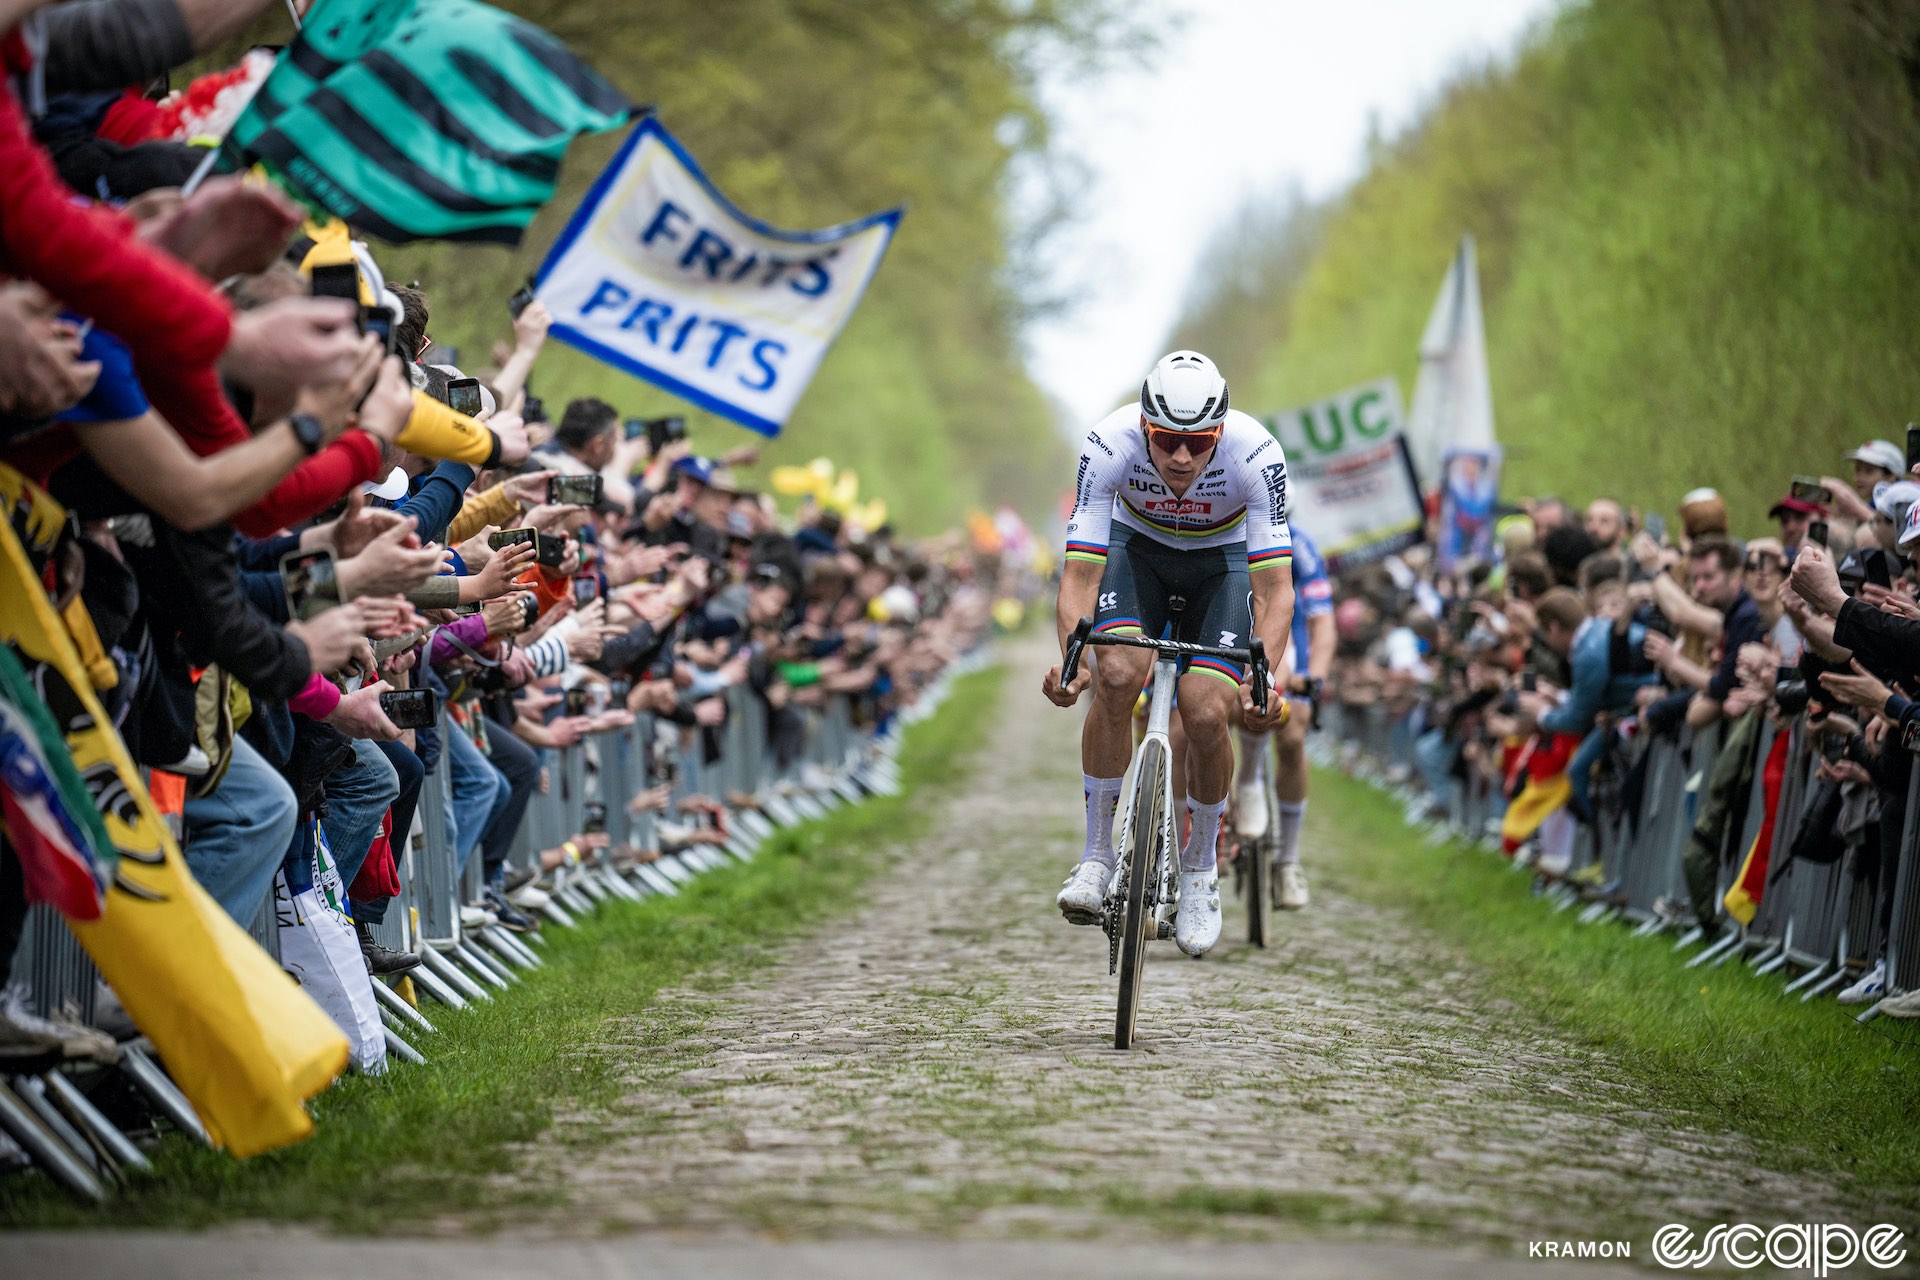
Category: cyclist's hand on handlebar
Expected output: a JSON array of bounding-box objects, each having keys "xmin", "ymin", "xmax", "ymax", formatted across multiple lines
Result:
[
  {"xmin": 1240, "ymin": 678, "xmax": 1291, "ymax": 731},
  {"xmin": 1044, "ymin": 662, "xmax": 1091, "ymax": 708}
]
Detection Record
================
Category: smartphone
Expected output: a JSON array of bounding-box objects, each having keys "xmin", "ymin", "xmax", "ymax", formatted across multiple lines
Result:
[
  {"xmin": 446, "ymin": 376, "xmax": 483, "ymax": 418},
  {"xmin": 1790, "ymin": 476, "xmax": 1833, "ymax": 507},
  {"xmin": 359, "ymin": 305, "xmax": 398, "ymax": 356},
  {"xmin": 564, "ymin": 687, "xmax": 589, "ymax": 717},
  {"xmin": 1908, "ymin": 424, "xmax": 1920, "ymax": 476},
  {"xmin": 279, "ymin": 548, "xmax": 341, "ymax": 622},
  {"xmin": 1862, "ymin": 547, "xmax": 1895, "ymax": 591},
  {"xmin": 548, "ymin": 474, "xmax": 604, "ymax": 506},
  {"xmin": 646, "ymin": 414, "xmax": 687, "ymax": 455},
  {"xmin": 1642, "ymin": 512, "xmax": 1666, "ymax": 545},
  {"xmin": 534, "ymin": 531, "xmax": 567, "ymax": 569},
  {"xmin": 582, "ymin": 800, "xmax": 607, "ymax": 836},
  {"xmin": 624, "ymin": 417, "xmax": 649, "ymax": 442},
  {"xmin": 378, "ymin": 688, "xmax": 439, "ymax": 730},
  {"xmin": 1808, "ymin": 519, "xmax": 1830, "ymax": 548},
  {"xmin": 309, "ymin": 262, "xmax": 359, "ymax": 301},
  {"xmin": 507, "ymin": 281, "xmax": 536, "ymax": 319},
  {"xmin": 572, "ymin": 575, "xmax": 599, "ymax": 606},
  {"xmin": 1520, "ymin": 667, "xmax": 1538, "ymax": 694},
  {"xmin": 487, "ymin": 526, "xmax": 536, "ymax": 552},
  {"xmin": 608, "ymin": 677, "xmax": 632, "ymax": 703},
  {"xmin": 524, "ymin": 395, "xmax": 547, "ymax": 425}
]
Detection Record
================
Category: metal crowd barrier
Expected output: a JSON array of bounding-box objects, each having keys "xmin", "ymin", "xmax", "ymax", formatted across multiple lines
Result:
[
  {"xmin": 2, "ymin": 651, "xmax": 984, "ymax": 1201},
  {"xmin": 1331, "ymin": 700, "xmax": 1920, "ymax": 1023}
]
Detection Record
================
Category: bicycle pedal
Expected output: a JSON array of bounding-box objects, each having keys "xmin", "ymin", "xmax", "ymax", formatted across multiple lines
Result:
[{"xmin": 1156, "ymin": 920, "xmax": 1174, "ymax": 940}]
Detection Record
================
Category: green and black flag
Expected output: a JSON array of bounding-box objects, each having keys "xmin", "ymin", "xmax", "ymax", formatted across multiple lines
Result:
[{"xmin": 219, "ymin": 0, "xmax": 635, "ymax": 244}]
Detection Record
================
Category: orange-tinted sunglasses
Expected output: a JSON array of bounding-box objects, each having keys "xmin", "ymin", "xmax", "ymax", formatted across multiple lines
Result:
[{"xmin": 1142, "ymin": 420, "xmax": 1222, "ymax": 456}]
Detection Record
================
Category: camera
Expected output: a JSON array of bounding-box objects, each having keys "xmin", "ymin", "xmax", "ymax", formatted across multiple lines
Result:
[{"xmin": 1773, "ymin": 661, "xmax": 1812, "ymax": 716}]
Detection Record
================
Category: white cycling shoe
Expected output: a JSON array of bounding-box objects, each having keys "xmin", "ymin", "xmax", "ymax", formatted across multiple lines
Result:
[
  {"xmin": 1235, "ymin": 780, "xmax": 1269, "ymax": 838},
  {"xmin": 1056, "ymin": 860, "xmax": 1111, "ymax": 926},
  {"xmin": 1175, "ymin": 870, "xmax": 1222, "ymax": 956},
  {"xmin": 1277, "ymin": 862, "xmax": 1309, "ymax": 911}
]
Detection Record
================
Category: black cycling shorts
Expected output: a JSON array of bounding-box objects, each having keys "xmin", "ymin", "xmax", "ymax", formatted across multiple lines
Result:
[{"xmin": 1092, "ymin": 526, "xmax": 1253, "ymax": 687}]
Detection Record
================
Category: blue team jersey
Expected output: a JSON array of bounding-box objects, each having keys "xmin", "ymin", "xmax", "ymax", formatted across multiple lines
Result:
[{"xmin": 1289, "ymin": 525, "xmax": 1332, "ymax": 674}]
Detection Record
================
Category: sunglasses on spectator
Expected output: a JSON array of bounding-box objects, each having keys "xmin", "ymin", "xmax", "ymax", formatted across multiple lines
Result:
[
  {"xmin": 1744, "ymin": 555, "xmax": 1785, "ymax": 574},
  {"xmin": 1141, "ymin": 423, "xmax": 1223, "ymax": 456}
]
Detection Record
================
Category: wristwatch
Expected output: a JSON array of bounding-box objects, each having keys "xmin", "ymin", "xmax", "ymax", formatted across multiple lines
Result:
[{"xmin": 289, "ymin": 412, "xmax": 326, "ymax": 456}]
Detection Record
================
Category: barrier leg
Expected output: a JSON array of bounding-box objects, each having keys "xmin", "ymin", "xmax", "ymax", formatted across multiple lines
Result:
[
  {"xmin": 118, "ymin": 1044, "xmax": 208, "ymax": 1146},
  {"xmin": 44, "ymin": 1070, "xmax": 149, "ymax": 1174},
  {"xmin": 0, "ymin": 1077, "xmax": 103, "ymax": 1200},
  {"xmin": 371, "ymin": 979, "xmax": 437, "ymax": 1034}
]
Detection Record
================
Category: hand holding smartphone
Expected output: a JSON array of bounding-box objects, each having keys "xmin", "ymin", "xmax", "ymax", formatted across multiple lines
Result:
[
  {"xmin": 378, "ymin": 688, "xmax": 438, "ymax": 729},
  {"xmin": 446, "ymin": 376, "xmax": 483, "ymax": 417},
  {"xmin": 548, "ymin": 474, "xmax": 604, "ymax": 506},
  {"xmin": 279, "ymin": 548, "xmax": 341, "ymax": 621}
]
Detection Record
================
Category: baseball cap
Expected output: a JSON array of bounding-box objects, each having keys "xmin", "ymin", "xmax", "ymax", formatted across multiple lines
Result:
[
  {"xmin": 1873, "ymin": 480, "xmax": 1920, "ymax": 525},
  {"xmin": 670, "ymin": 455, "xmax": 716, "ymax": 486},
  {"xmin": 1768, "ymin": 493, "xmax": 1827, "ymax": 519},
  {"xmin": 1847, "ymin": 440, "xmax": 1905, "ymax": 476},
  {"xmin": 363, "ymin": 466, "xmax": 410, "ymax": 501},
  {"xmin": 1901, "ymin": 501, "xmax": 1920, "ymax": 553}
]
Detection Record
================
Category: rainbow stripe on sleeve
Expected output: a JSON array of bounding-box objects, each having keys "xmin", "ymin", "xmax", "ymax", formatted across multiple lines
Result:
[
  {"xmin": 1247, "ymin": 545, "xmax": 1292, "ymax": 572},
  {"xmin": 1064, "ymin": 540, "xmax": 1108, "ymax": 564}
]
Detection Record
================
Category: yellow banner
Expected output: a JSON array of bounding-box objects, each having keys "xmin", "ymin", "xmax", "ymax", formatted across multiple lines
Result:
[{"xmin": 0, "ymin": 466, "xmax": 347, "ymax": 1157}]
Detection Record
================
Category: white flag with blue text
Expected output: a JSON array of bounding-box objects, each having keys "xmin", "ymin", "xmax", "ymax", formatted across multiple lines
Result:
[{"xmin": 534, "ymin": 119, "xmax": 902, "ymax": 437}]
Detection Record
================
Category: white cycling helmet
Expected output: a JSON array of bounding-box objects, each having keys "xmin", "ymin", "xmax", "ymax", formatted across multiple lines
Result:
[{"xmin": 1140, "ymin": 350, "xmax": 1229, "ymax": 432}]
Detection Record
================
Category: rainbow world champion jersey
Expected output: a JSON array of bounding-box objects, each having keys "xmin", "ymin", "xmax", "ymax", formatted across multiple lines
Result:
[{"xmin": 1063, "ymin": 405, "xmax": 1292, "ymax": 572}]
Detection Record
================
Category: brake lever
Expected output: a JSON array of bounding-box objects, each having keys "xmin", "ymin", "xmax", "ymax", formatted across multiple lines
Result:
[{"xmin": 1060, "ymin": 616, "xmax": 1094, "ymax": 692}]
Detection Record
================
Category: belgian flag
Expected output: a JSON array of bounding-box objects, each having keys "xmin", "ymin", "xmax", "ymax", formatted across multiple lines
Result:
[{"xmin": 218, "ymin": 0, "xmax": 636, "ymax": 244}]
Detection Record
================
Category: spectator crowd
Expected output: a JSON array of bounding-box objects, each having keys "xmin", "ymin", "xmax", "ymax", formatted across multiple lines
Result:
[
  {"xmin": 0, "ymin": 0, "xmax": 1003, "ymax": 1146},
  {"xmin": 1323, "ymin": 440, "xmax": 1920, "ymax": 1019}
]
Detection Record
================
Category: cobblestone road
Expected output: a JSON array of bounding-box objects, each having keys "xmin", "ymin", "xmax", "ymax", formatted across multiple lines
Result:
[{"xmin": 526, "ymin": 631, "xmax": 1860, "ymax": 1265}]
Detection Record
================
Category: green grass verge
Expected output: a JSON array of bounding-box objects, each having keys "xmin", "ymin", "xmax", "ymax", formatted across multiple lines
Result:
[
  {"xmin": 1311, "ymin": 765, "xmax": 1920, "ymax": 1218},
  {"xmin": 0, "ymin": 661, "xmax": 1004, "ymax": 1231}
]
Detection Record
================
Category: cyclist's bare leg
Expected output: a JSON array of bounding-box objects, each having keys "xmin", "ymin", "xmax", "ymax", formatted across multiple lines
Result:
[
  {"xmin": 1175, "ymin": 670, "xmax": 1238, "ymax": 872},
  {"xmin": 1084, "ymin": 647, "xmax": 1152, "ymax": 776},
  {"xmin": 1077, "ymin": 646, "xmax": 1152, "ymax": 867}
]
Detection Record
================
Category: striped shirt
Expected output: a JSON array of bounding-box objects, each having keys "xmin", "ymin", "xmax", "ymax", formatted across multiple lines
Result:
[{"xmin": 1063, "ymin": 405, "xmax": 1292, "ymax": 569}]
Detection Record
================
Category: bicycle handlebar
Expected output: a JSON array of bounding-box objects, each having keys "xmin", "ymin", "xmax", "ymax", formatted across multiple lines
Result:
[{"xmin": 1060, "ymin": 616, "xmax": 1270, "ymax": 717}]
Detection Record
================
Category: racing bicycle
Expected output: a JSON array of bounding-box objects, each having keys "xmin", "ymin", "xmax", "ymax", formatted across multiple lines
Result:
[{"xmin": 1059, "ymin": 617, "xmax": 1270, "ymax": 1049}]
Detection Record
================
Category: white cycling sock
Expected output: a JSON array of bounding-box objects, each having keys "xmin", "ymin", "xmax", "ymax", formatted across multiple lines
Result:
[
  {"xmin": 1182, "ymin": 795, "xmax": 1227, "ymax": 872},
  {"xmin": 1081, "ymin": 774, "xmax": 1124, "ymax": 868},
  {"xmin": 1235, "ymin": 729, "xmax": 1266, "ymax": 787},
  {"xmin": 1275, "ymin": 800, "xmax": 1307, "ymax": 867}
]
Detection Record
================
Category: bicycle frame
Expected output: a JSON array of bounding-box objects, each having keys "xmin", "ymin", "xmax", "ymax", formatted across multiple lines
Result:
[{"xmin": 1112, "ymin": 655, "xmax": 1182, "ymax": 940}]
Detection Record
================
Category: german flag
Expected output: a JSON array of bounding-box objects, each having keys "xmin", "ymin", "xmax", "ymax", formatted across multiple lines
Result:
[{"xmin": 219, "ymin": 0, "xmax": 636, "ymax": 244}]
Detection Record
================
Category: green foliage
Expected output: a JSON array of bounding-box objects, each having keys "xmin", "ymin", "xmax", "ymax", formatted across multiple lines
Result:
[
  {"xmin": 0, "ymin": 662, "xmax": 1006, "ymax": 1229},
  {"xmin": 216, "ymin": 2, "xmax": 1139, "ymax": 531},
  {"xmin": 1169, "ymin": 0, "xmax": 1920, "ymax": 531}
]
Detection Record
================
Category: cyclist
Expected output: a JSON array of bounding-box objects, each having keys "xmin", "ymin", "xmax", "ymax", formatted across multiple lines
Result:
[
  {"xmin": 1043, "ymin": 350, "xmax": 1295, "ymax": 957},
  {"xmin": 1234, "ymin": 522, "xmax": 1335, "ymax": 909}
]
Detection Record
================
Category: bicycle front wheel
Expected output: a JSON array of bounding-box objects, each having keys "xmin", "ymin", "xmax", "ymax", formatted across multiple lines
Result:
[
  {"xmin": 1115, "ymin": 738, "xmax": 1166, "ymax": 1050},
  {"xmin": 1247, "ymin": 828, "xmax": 1272, "ymax": 948}
]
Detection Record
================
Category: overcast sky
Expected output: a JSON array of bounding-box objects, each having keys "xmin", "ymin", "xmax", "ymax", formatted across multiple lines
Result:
[{"xmin": 1023, "ymin": 0, "xmax": 1561, "ymax": 427}]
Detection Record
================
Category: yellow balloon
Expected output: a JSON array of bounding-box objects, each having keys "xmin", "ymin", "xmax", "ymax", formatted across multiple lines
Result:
[{"xmin": 771, "ymin": 465, "xmax": 823, "ymax": 496}]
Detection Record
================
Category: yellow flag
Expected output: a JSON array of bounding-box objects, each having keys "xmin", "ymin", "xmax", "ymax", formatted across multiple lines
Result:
[{"xmin": 0, "ymin": 466, "xmax": 348, "ymax": 1157}]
